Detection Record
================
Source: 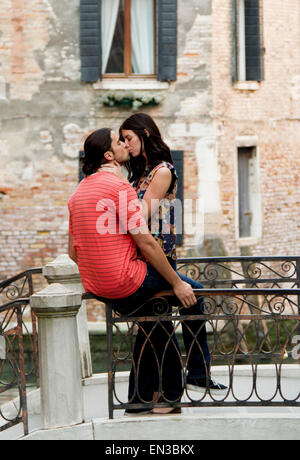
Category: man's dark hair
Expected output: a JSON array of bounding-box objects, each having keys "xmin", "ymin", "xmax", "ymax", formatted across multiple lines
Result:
[{"xmin": 81, "ymin": 128, "xmax": 112, "ymax": 176}]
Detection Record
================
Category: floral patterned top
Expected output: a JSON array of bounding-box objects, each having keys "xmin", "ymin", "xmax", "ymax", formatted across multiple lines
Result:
[{"xmin": 133, "ymin": 162, "xmax": 178, "ymax": 261}]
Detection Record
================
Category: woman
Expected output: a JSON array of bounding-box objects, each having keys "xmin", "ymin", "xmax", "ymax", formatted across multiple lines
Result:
[
  {"xmin": 120, "ymin": 113, "xmax": 177, "ymax": 267},
  {"xmin": 120, "ymin": 113, "xmax": 226, "ymax": 392},
  {"xmin": 103, "ymin": 114, "xmax": 226, "ymax": 412}
]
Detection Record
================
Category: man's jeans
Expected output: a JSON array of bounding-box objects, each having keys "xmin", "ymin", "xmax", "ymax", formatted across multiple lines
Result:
[{"xmin": 110, "ymin": 262, "xmax": 211, "ymax": 405}]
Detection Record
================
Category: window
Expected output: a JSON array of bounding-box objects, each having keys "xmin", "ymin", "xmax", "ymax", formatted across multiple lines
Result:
[
  {"xmin": 233, "ymin": 0, "xmax": 264, "ymax": 82},
  {"xmin": 80, "ymin": 0, "xmax": 177, "ymax": 83},
  {"xmin": 237, "ymin": 146, "xmax": 261, "ymax": 239},
  {"xmin": 103, "ymin": 0, "xmax": 155, "ymax": 76},
  {"xmin": 238, "ymin": 147, "xmax": 252, "ymax": 237}
]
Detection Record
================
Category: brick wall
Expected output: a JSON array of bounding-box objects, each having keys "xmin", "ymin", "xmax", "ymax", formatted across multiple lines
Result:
[
  {"xmin": 0, "ymin": 0, "xmax": 85, "ymax": 279},
  {"xmin": 0, "ymin": 0, "xmax": 213, "ymax": 284},
  {"xmin": 1, "ymin": 0, "xmax": 299, "ymax": 318},
  {"xmin": 0, "ymin": 169, "xmax": 75, "ymax": 275},
  {"xmin": 211, "ymin": 0, "xmax": 300, "ymax": 256}
]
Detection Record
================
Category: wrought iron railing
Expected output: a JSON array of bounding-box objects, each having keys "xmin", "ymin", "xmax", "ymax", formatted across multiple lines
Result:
[
  {"xmin": 1, "ymin": 257, "xmax": 300, "ymax": 432},
  {"xmin": 98, "ymin": 256, "xmax": 300, "ymax": 418},
  {"xmin": 177, "ymin": 256, "xmax": 300, "ymax": 289},
  {"xmin": 0, "ymin": 268, "xmax": 42, "ymax": 436}
]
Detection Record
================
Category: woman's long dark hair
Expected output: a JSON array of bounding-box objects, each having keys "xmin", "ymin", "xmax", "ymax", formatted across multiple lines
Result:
[{"xmin": 119, "ymin": 113, "xmax": 173, "ymax": 183}]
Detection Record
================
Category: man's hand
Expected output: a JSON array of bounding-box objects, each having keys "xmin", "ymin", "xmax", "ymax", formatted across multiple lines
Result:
[
  {"xmin": 172, "ymin": 279, "xmax": 197, "ymax": 309},
  {"xmin": 130, "ymin": 227, "xmax": 197, "ymax": 309}
]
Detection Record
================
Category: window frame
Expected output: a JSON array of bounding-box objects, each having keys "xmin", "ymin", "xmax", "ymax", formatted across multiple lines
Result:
[
  {"xmin": 232, "ymin": 0, "xmax": 264, "ymax": 84},
  {"xmin": 238, "ymin": 147, "xmax": 252, "ymax": 238},
  {"xmin": 80, "ymin": 0, "xmax": 177, "ymax": 84},
  {"xmin": 103, "ymin": 0, "xmax": 157, "ymax": 79},
  {"xmin": 236, "ymin": 0, "xmax": 247, "ymax": 82},
  {"xmin": 235, "ymin": 137, "xmax": 262, "ymax": 244}
]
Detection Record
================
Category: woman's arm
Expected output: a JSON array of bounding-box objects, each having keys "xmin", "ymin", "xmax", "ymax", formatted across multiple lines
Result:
[{"xmin": 141, "ymin": 167, "xmax": 172, "ymax": 222}]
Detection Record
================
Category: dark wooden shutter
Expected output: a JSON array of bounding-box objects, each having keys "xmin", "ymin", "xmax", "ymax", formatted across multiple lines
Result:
[
  {"xmin": 172, "ymin": 150, "xmax": 184, "ymax": 245},
  {"xmin": 245, "ymin": 0, "xmax": 264, "ymax": 81},
  {"xmin": 232, "ymin": 0, "xmax": 264, "ymax": 82},
  {"xmin": 157, "ymin": 0, "xmax": 177, "ymax": 82},
  {"xmin": 80, "ymin": 0, "xmax": 102, "ymax": 82}
]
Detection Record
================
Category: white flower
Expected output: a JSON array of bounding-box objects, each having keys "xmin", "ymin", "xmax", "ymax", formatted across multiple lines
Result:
[
  {"xmin": 132, "ymin": 100, "xmax": 143, "ymax": 110},
  {"xmin": 141, "ymin": 95, "xmax": 152, "ymax": 104},
  {"xmin": 114, "ymin": 92, "xmax": 124, "ymax": 102}
]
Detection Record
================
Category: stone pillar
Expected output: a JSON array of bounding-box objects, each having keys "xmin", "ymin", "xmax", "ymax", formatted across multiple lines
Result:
[
  {"xmin": 43, "ymin": 254, "xmax": 93, "ymax": 378},
  {"xmin": 30, "ymin": 283, "xmax": 84, "ymax": 430}
]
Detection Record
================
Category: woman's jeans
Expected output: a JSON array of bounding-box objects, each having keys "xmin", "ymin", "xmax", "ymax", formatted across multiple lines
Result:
[{"xmin": 110, "ymin": 261, "xmax": 211, "ymax": 404}]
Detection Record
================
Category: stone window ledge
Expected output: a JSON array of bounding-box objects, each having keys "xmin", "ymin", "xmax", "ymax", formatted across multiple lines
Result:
[
  {"xmin": 238, "ymin": 237, "xmax": 260, "ymax": 247},
  {"xmin": 233, "ymin": 81, "xmax": 260, "ymax": 91},
  {"xmin": 93, "ymin": 79, "xmax": 169, "ymax": 91}
]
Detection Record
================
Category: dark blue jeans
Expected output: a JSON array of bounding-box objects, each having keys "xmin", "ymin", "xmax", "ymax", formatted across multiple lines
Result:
[{"xmin": 110, "ymin": 260, "xmax": 211, "ymax": 405}]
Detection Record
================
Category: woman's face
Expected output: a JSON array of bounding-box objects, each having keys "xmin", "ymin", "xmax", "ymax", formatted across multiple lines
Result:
[{"xmin": 121, "ymin": 129, "xmax": 142, "ymax": 158}]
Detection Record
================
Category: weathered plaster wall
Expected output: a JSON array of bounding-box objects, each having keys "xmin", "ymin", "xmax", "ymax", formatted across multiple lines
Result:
[
  {"xmin": 1, "ymin": 0, "xmax": 299, "ymax": 314},
  {"xmin": 0, "ymin": 0, "xmax": 92, "ymax": 275},
  {"xmin": 212, "ymin": 0, "xmax": 300, "ymax": 256},
  {"xmin": 0, "ymin": 0, "xmax": 213, "ymax": 293}
]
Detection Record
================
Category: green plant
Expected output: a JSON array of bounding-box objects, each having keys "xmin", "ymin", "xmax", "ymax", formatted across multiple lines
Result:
[{"xmin": 99, "ymin": 91, "xmax": 164, "ymax": 110}]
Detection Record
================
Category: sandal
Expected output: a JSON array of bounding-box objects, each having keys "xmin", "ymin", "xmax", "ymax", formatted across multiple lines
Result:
[
  {"xmin": 151, "ymin": 406, "xmax": 182, "ymax": 414},
  {"xmin": 151, "ymin": 392, "xmax": 181, "ymax": 414}
]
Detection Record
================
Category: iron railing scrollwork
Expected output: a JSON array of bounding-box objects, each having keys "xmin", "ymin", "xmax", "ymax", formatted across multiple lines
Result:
[
  {"xmin": 105, "ymin": 289, "xmax": 300, "ymax": 416},
  {"xmin": 0, "ymin": 268, "xmax": 42, "ymax": 436},
  {"xmin": 177, "ymin": 256, "xmax": 300, "ymax": 289},
  {"xmin": 102, "ymin": 256, "xmax": 300, "ymax": 418},
  {"xmin": 0, "ymin": 299, "xmax": 30, "ymax": 434},
  {"xmin": 1, "ymin": 257, "xmax": 300, "ymax": 432}
]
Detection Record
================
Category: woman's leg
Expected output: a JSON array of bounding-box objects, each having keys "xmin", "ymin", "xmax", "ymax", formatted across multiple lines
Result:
[
  {"xmin": 167, "ymin": 258, "xmax": 211, "ymax": 379},
  {"xmin": 125, "ymin": 281, "xmax": 183, "ymax": 407},
  {"xmin": 176, "ymin": 273, "xmax": 211, "ymax": 379},
  {"xmin": 128, "ymin": 316, "xmax": 183, "ymax": 405}
]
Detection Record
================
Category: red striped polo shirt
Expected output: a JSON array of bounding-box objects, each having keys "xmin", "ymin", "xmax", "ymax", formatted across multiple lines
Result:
[{"xmin": 68, "ymin": 171, "xmax": 147, "ymax": 299}]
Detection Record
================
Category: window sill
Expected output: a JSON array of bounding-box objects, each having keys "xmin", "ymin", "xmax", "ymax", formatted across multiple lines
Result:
[
  {"xmin": 238, "ymin": 237, "xmax": 260, "ymax": 247},
  {"xmin": 233, "ymin": 81, "xmax": 260, "ymax": 91},
  {"xmin": 93, "ymin": 78, "xmax": 169, "ymax": 91}
]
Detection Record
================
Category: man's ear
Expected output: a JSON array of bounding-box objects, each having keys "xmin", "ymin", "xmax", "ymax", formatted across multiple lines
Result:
[{"xmin": 104, "ymin": 150, "xmax": 114, "ymax": 162}]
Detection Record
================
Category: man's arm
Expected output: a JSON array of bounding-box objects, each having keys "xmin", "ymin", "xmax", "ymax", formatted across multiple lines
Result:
[
  {"xmin": 68, "ymin": 234, "xmax": 78, "ymax": 264},
  {"xmin": 130, "ymin": 226, "xmax": 197, "ymax": 309}
]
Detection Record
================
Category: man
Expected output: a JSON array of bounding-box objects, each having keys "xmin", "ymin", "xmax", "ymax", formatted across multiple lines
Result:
[
  {"xmin": 68, "ymin": 128, "xmax": 226, "ymax": 415},
  {"xmin": 68, "ymin": 128, "xmax": 196, "ymax": 307}
]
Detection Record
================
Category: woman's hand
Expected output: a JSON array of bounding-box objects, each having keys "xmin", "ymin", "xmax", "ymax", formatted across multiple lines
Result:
[{"xmin": 100, "ymin": 161, "xmax": 128, "ymax": 182}]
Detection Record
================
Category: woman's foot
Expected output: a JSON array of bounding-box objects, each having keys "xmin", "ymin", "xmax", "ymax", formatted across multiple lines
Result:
[
  {"xmin": 151, "ymin": 392, "xmax": 182, "ymax": 414},
  {"xmin": 151, "ymin": 406, "xmax": 182, "ymax": 415}
]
